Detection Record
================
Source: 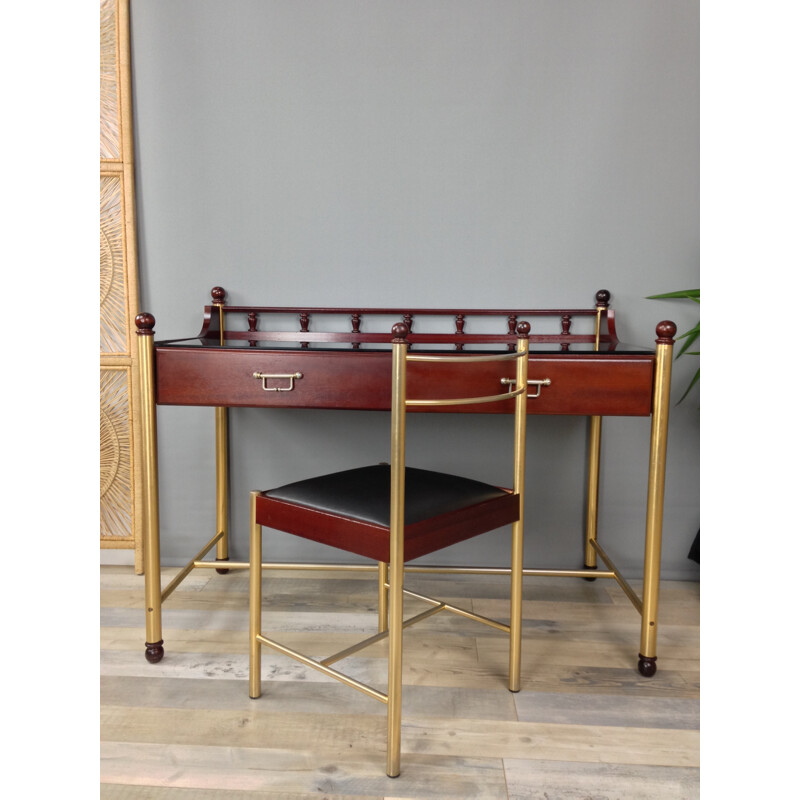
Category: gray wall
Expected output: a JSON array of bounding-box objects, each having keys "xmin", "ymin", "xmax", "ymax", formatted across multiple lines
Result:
[{"xmin": 129, "ymin": 0, "xmax": 699, "ymax": 579}]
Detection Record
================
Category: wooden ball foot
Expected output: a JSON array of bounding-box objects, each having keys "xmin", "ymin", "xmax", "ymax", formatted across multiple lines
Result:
[
  {"xmin": 638, "ymin": 654, "xmax": 657, "ymax": 677},
  {"xmin": 145, "ymin": 640, "xmax": 164, "ymax": 663}
]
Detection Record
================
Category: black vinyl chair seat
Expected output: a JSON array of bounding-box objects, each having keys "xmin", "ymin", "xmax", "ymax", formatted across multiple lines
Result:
[{"xmin": 263, "ymin": 464, "xmax": 509, "ymax": 528}]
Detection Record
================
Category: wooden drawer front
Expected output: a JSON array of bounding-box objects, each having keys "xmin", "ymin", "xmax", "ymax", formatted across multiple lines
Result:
[
  {"xmin": 155, "ymin": 348, "xmax": 654, "ymax": 417},
  {"xmin": 155, "ymin": 348, "xmax": 394, "ymax": 409},
  {"xmin": 524, "ymin": 356, "xmax": 654, "ymax": 416},
  {"xmin": 403, "ymin": 355, "xmax": 654, "ymax": 416}
]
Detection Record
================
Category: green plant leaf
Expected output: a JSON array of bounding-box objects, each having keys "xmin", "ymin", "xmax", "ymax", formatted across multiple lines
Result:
[
  {"xmin": 646, "ymin": 289, "xmax": 699, "ymax": 301},
  {"xmin": 677, "ymin": 367, "xmax": 700, "ymax": 404},
  {"xmin": 675, "ymin": 322, "xmax": 699, "ymax": 358},
  {"xmin": 647, "ymin": 289, "xmax": 700, "ymax": 402}
]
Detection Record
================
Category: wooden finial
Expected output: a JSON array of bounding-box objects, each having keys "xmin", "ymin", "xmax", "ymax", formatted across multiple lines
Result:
[
  {"xmin": 135, "ymin": 312, "xmax": 156, "ymax": 335},
  {"xmin": 392, "ymin": 322, "xmax": 410, "ymax": 342},
  {"xmin": 655, "ymin": 320, "xmax": 677, "ymax": 345},
  {"xmin": 211, "ymin": 286, "xmax": 227, "ymax": 305},
  {"xmin": 595, "ymin": 289, "xmax": 610, "ymax": 308},
  {"xmin": 516, "ymin": 320, "xmax": 531, "ymax": 338}
]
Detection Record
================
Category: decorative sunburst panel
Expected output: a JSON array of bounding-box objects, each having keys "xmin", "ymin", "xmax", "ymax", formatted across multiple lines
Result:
[
  {"xmin": 100, "ymin": 0, "xmax": 121, "ymax": 159},
  {"xmin": 100, "ymin": 175, "xmax": 128, "ymax": 354},
  {"xmin": 101, "ymin": 367, "xmax": 133, "ymax": 540}
]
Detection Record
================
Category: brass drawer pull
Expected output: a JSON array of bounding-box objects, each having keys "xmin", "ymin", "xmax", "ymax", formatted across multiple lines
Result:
[
  {"xmin": 500, "ymin": 377, "xmax": 551, "ymax": 399},
  {"xmin": 253, "ymin": 371, "xmax": 303, "ymax": 392}
]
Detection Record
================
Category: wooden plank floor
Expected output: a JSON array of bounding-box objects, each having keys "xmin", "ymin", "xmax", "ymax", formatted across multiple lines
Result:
[{"xmin": 100, "ymin": 565, "xmax": 699, "ymax": 799}]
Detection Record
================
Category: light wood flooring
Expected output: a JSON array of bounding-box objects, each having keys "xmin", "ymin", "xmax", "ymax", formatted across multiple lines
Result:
[{"xmin": 100, "ymin": 564, "xmax": 700, "ymax": 799}]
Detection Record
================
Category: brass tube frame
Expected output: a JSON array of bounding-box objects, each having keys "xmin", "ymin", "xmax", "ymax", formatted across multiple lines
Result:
[
  {"xmin": 377, "ymin": 561, "xmax": 389, "ymax": 632},
  {"xmin": 215, "ymin": 303, "xmax": 230, "ymax": 566},
  {"xmin": 137, "ymin": 325, "xmax": 162, "ymax": 651},
  {"xmin": 321, "ymin": 603, "xmax": 446, "ymax": 666},
  {"xmin": 589, "ymin": 538, "xmax": 643, "ymax": 614},
  {"xmin": 215, "ymin": 407, "xmax": 230, "ymax": 564},
  {"xmin": 640, "ymin": 336, "xmax": 674, "ymax": 661},
  {"xmin": 249, "ymin": 491, "xmax": 262, "ymax": 699},
  {"xmin": 584, "ymin": 415, "xmax": 602, "ymax": 569},
  {"xmin": 387, "ymin": 338, "xmax": 407, "ymax": 777},
  {"xmin": 194, "ymin": 561, "xmax": 614, "ymax": 585},
  {"xmin": 192, "ymin": 560, "xmax": 617, "ymax": 579},
  {"xmin": 255, "ymin": 633, "xmax": 389, "ymax": 703},
  {"xmin": 508, "ymin": 336, "xmax": 528, "ymax": 692},
  {"xmin": 408, "ymin": 387, "xmax": 525, "ymax": 407},
  {"xmin": 402, "ymin": 587, "xmax": 511, "ymax": 634},
  {"xmin": 585, "ymin": 306, "xmax": 605, "ymax": 569},
  {"xmin": 161, "ymin": 531, "xmax": 224, "ymax": 602}
]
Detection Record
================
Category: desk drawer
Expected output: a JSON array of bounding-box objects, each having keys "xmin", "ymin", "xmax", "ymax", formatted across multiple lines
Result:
[
  {"xmin": 524, "ymin": 356, "xmax": 654, "ymax": 416},
  {"xmin": 155, "ymin": 348, "xmax": 655, "ymax": 416},
  {"xmin": 156, "ymin": 348, "xmax": 394, "ymax": 410}
]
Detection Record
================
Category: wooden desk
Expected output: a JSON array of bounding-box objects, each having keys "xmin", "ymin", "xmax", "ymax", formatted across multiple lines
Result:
[{"xmin": 135, "ymin": 288, "xmax": 676, "ymax": 677}]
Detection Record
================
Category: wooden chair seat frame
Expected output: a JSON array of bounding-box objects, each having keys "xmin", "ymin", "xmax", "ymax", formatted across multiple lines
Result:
[{"xmin": 249, "ymin": 324, "xmax": 530, "ymax": 777}]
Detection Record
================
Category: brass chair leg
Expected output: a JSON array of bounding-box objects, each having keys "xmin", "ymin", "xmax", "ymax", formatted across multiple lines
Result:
[
  {"xmin": 508, "ymin": 519, "xmax": 523, "ymax": 692},
  {"xmin": 249, "ymin": 491, "xmax": 262, "ymax": 699},
  {"xmin": 378, "ymin": 561, "xmax": 389, "ymax": 633},
  {"xmin": 386, "ymin": 558, "xmax": 404, "ymax": 778}
]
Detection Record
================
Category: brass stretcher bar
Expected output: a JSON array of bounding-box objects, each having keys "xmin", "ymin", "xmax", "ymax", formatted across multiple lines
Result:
[{"xmin": 135, "ymin": 287, "xmax": 675, "ymax": 677}]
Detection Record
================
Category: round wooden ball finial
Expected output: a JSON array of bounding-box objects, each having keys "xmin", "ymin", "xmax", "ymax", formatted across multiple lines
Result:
[
  {"xmin": 211, "ymin": 286, "xmax": 227, "ymax": 305},
  {"xmin": 595, "ymin": 289, "xmax": 611, "ymax": 307},
  {"xmin": 516, "ymin": 320, "xmax": 531, "ymax": 337},
  {"xmin": 655, "ymin": 320, "xmax": 677, "ymax": 345},
  {"xmin": 135, "ymin": 312, "xmax": 156, "ymax": 335},
  {"xmin": 392, "ymin": 321, "xmax": 410, "ymax": 342}
]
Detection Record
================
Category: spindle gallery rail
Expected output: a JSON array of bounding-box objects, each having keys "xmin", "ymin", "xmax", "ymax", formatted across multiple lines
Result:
[{"xmin": 190, "ymin": 287, "xmax": 617, "ymax": 351}]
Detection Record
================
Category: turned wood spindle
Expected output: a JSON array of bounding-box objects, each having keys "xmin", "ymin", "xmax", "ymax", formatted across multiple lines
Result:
[
  {"xmin": 351, "ymin": 313, "xmax": 362, "ymax": 350},
  {"xmin": 247, "ymin": 312, "xmax": 259, "ymax": 347},
  {"xmin": 455, "ymin": 314, "xmax": 465, "ymax": 351},
  {"xmin": 507, "ymin": 314, "xmax": 518, "ymax": 350},
  {"xmin": 403, "ymin": 314, "xmax": 413, "ymax": 349},
  {"xmin": 299, "ymin": 311, "xmax": 310, "ymax": 349}
]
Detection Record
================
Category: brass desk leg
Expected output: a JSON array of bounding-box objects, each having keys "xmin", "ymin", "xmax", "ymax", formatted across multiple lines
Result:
[
  {"xmin": 135, "ymin": 314, "xmax": 164, "ymax": 663},
  {"xmin": 215, "ymin": 407, "xmax": 230, "ymax": 573},
  {"xmin": 639, "ymin": 322, "xmax": 676, "ymax": 677},
  {"xmin": 584, "ymin": 415, "xmax": 602, "ymax": 577},
  {"xmin": 508, "ymin": 334, "xmax": 528, "ymax": 693}
]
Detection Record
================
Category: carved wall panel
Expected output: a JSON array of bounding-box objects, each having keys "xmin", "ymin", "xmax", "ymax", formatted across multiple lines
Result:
[
  {"xmin": 100, "ymin": 0, "xmax": 121, "ymax": 160},
  {"xmin": 100, "ymin": 368, "xmax": 133, "ymax": 539},
  {"xmin": 100, "ymin": 175, "xmax": 128, "ymax": 354}
]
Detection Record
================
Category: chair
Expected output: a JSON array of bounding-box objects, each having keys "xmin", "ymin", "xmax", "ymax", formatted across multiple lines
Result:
[{"xmin": 248, "ymin": 321, "xmax": 530, "ymax": 777}]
